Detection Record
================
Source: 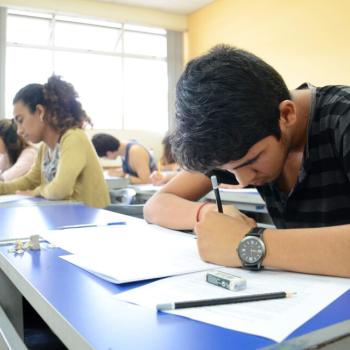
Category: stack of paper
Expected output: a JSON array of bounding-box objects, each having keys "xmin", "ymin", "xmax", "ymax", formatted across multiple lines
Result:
[
  {"xmin": 115, "ymin": 267, "xmax": 350, "ymax": 342},
  {"xmin": 41, "ymin": 222, "xmax": 217, "ymax": 283}
]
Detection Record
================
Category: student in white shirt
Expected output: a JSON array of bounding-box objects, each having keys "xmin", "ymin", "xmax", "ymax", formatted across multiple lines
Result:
[{"xmin": 0, "ymin": 119, "xmax": 37, "ymax": 181}]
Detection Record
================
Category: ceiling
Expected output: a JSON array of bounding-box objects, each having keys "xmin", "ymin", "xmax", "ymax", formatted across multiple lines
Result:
[{"xmin": 93, "ymin": 0, "xmax": 213, "ymax": 15}]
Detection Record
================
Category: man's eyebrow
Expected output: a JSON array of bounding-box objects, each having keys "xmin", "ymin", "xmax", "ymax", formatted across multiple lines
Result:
[{"xmin": 231, "ymin": 153, "xmax": 261, "ymax": 170}]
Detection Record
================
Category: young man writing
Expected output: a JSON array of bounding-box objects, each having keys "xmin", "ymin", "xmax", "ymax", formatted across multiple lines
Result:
[
  {"xmin": 92, "ymin": 133, "xmax": 156, "ymax": 184},
  {"xmin": 144, "ymin": 45, "xmax": 350, "ymax": 278}
]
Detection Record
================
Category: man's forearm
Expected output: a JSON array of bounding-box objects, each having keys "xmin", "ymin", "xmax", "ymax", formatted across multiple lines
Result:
[
  {"xmin": 144, "ymin": 192, "xmax": 201, "ymax": 230},
  {"xmin": 264, "ymin": 225, "xmax": 350, "ymax": 277}
]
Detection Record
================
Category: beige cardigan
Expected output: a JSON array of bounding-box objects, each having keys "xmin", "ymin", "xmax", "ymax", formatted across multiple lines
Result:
[{"xmin": 0, "ymin": 129, "xmax": 110, "ymax": 208}]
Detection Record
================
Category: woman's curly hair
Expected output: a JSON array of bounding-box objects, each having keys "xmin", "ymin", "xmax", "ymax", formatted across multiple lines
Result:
[
  {"xmin": 0, "ymin": 119, "xmax": 28, "ymax": 164},
  {"xmin": 13, "ymin": 75, "xmax": 92, "ymax": 134}
]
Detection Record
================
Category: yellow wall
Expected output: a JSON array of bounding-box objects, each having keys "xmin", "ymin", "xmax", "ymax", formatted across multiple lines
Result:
[
  {"xmin": 0, "ymin": 0, "xmax": 187, "ymax": 31},
  {"xmin": 187, "ymin": 0, "xmax": 350, "ymax": 87}
]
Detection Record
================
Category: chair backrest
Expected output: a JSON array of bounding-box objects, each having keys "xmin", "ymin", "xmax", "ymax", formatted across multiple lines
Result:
[
  {"xmin": 105, "ymin": 204, "xmax": 144, "ymax": 219},
  {"xmin": 109, "ymin": 188, "xmax": 137, "ymax": 204}
]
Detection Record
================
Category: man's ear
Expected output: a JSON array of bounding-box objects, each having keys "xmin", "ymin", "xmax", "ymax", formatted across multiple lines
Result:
[
  {"xmin": 278, "ymin": 100, "xmax": 297, "ymax": 132},
  {"xmin": 35, "ymin": 104, "xmax": 45, "ymax": 122}
]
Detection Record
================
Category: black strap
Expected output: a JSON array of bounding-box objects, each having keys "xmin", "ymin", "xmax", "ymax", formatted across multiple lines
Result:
[{"xmin": 245, "ymin": 227, "xmax": 265, "ymax": 238}]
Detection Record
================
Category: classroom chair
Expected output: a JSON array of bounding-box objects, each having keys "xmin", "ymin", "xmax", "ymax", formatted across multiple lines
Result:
[{"xmin": 105, "ymin": 204, "xmax": 144, "ymax": 219}]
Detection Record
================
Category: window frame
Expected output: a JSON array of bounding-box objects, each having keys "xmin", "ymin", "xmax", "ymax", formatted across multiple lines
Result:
[{"xmin": 3, "ymin": 9, "xmax": 170, "ymax": 131}]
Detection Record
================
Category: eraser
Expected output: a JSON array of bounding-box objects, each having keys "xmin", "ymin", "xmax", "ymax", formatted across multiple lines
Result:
[{"xmin": 206, "ymin": 270, "xmax": 247, "ymax": 291}]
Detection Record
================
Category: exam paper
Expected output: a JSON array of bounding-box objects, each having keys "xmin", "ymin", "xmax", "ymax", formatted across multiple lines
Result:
[
  {"xmin": 115, "ymin": 268, "xmax": 350, "ymax": 342},
  {"xmin": 41, "ymin": 223, "xmax": 217, "ymax": 283},
  {"xmin": 0, "ymin": 194, "xmax": 32, "ymax": 203}
]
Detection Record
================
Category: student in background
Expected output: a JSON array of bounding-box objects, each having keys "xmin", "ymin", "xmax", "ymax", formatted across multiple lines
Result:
[
  {"xmin": 0, "ymin": 119, "xmax": 37, "ymax": 181},
  {"xmin": 0, "ymin": 75, "xmax": 109, "ymax": 208},
  {"xmin": 150, "ymin": 132, "xmax": 180, "ymax": 185},
  {"xmin": 145, "ymin": 45, "xmax": 350, "ymax": 278},
  {"xmin": 92, "ymin": 133, "xmax": 156, "ymax": 184}
]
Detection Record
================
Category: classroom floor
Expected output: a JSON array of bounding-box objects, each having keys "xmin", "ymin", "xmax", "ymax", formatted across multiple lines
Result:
[{"xmin": 23, "ymin": 299, "xmax": 67, "ymax": 350}]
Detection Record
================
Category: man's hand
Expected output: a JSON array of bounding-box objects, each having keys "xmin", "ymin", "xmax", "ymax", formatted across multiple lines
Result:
[
  {"xmin": 150, "ymin": 171, "xmax": 165, "ymax": 185},
  {"xmin": 194, "ymin": 211, "xmax": 256, "ymax": 266},
  {"xmin": 199, "ymin": 203, "xmax": 256, "ymax": 227}
]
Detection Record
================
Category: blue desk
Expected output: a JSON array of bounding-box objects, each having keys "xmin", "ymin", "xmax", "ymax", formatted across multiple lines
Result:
[
  {"xmin": 0, "ymin": 204, "xmax": 350, "ymax": 349},
  {"xmin": 0, "ymin": 243, "xmax": 350, "ymax": 349},
  {"xmin": 0, "ymin": 202, "xmax": 122, "ymax": 241}
]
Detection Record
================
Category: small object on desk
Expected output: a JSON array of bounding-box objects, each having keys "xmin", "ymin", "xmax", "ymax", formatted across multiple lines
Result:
[
  {"xmin": 156, "ymin": 291, "xmax": 296, "ymax": 311},
  {"xmin": 206, "ymin": 270, "xmax": 247, "ymax": 291},
  {"xmin": 8, "ymin": 235, "xmax": 42, "ymax": 254},
  {"xmin": 15, "ymin": 240, "xmax": 24, "ymax": 251},
  {"xmin": 210, "ymin": 175, "xmax": 223, "ymax": 213},
  {"xmin": 30, "ymin": 234, "xmax": 41, "ymax": 250},
  {"xmin": 58, "ymin": 222, "xmax": 126, "ymax": 230},
  {"xmin": 8, "ymin": 239, "xmax": 25, "ymax": 254}
]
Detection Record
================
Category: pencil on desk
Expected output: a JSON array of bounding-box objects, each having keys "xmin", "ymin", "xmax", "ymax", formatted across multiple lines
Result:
[
  {"xmin": 157, "ymin": 291, "xmax": 296, "ymax": 311},
  {"xmin": 157, "ymin": 160, "xmax": 161, "ymax": 176}
]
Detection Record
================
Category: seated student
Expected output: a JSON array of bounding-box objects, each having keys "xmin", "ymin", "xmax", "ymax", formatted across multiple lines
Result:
[
  {"xmin": 0, "ymin": 75, "xmax": 109, "ymax": 208},
  {"xmin": 144, "ymin": 45, "xmax": 350, "ymax": 278},
  {"xmin": 0, "ymin": 119, "xmax": 37, "ymax": 181},
  {"xmin": 150, "ymin": 132, "xmax": 180, "ymax": 185},
  {"xmin": 92, "ymin": 133, "xmax": 156, "ymax": 184}
]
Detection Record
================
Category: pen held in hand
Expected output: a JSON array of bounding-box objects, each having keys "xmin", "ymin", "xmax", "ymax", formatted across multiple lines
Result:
[
  {"xmin": 157, "ymin": 291, "xmax": 296, "ymax": 311},
  {"xmin": 157, "ymin": 160, "xmax": 161, "ymax": 176},
  {"xmin": 210, "ymin": 175, "xmax": 223, "ymax": 213}
]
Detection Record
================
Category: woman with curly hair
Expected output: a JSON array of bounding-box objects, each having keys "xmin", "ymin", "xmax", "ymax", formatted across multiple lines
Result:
[
  {"xmin": 0, "ymin": 119, "xmax": 37, "ymax": 181},
  {"xmin": 0, "ymin": 75, "xmax": 109, "ymax": 208}
]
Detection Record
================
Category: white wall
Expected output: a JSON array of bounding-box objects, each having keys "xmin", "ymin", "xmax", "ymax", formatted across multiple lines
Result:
[{"xmin": 87, "ymin": 128, "xmax": 164, "ymax": 161}]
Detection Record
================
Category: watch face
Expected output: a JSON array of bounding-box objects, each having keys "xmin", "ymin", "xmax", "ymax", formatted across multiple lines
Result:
[{"xmin": 237, "ymin": 236, "xmax": 265, "ymax": 265}]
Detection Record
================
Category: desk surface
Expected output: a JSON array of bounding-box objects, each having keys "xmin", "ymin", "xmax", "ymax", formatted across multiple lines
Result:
[
  {"xmin": 1, "ymin": 204, "xmax": 349, "ymax": 349},
  {"xmin": 0, "ymin": 201, "xmax": 120, "ymax": 241},
  {"xmin": 1, "ymin": 242, "xmax": 350, "ymax": 350}
]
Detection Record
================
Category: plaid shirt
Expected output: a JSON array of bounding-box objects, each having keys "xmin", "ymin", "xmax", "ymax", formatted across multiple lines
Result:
[{"xmin": 213, "ymin": 84, "xmax": 350, "ymax": 228}]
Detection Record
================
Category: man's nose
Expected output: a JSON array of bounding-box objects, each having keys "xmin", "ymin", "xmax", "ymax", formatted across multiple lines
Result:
[{"xmin": 233, "ymin": 168, "xmax": 256, "ymax": 187}]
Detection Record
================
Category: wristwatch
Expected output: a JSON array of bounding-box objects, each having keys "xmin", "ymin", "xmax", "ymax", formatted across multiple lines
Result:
[{"xmin": 237, "ymin": 227, "xmax": 266, "ymax": 271}]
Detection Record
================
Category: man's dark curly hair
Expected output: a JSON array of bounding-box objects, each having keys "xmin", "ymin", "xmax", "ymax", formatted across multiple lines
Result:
[
  {"xmin": 171, "ymin": 45, "xmax": 291, "ymax": 173},
  {"xmin": 13, "ymin": 75, "xmax": 92, "ymax": 134},
  {"xmin": 91, "ymin": 133, "xmax": 120, "ymax": 157}
]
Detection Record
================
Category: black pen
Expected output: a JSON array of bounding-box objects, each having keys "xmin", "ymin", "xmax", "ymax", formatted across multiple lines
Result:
[
  {"xmin": 156, "ymin": 291, "xmax": 296, "ymax": 310},
  {"xmin": 210, "ymin": 175, "xmax": 223, "ymax": 213}
]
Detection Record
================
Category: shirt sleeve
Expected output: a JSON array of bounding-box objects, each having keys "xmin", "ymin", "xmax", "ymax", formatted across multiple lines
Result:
[
  {"xmin": 34, "ymin": 130, "xmax": 87, "ymax": 199},
  {"xmin": 0, "ymin": 145, "xmax": 43, "ymax": 194},
  {"xmin": 1, "ymin": 147, "xmax": 37, "ymax": 181},
  {"xmin": 333, "ymin": 106, "xmax": 350, "ymax": 180}
]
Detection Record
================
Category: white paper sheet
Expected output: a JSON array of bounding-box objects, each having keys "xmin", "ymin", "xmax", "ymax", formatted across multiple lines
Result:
[
  {"xmin": 41, "ymin": 223, "xmax": 217, "ymax": 283},
  {"xmin": 115, "ymin": 267, "xmax": 350, "ymax": 342},
  {"xmin": 0, "ymin": 194, "xmax": 32, "ymax": 203}
]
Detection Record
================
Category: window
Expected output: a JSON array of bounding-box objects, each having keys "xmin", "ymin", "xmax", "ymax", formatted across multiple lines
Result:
[{"xmin": 5, "ymin": 10, "xmax": 168, "ymax": 132}]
